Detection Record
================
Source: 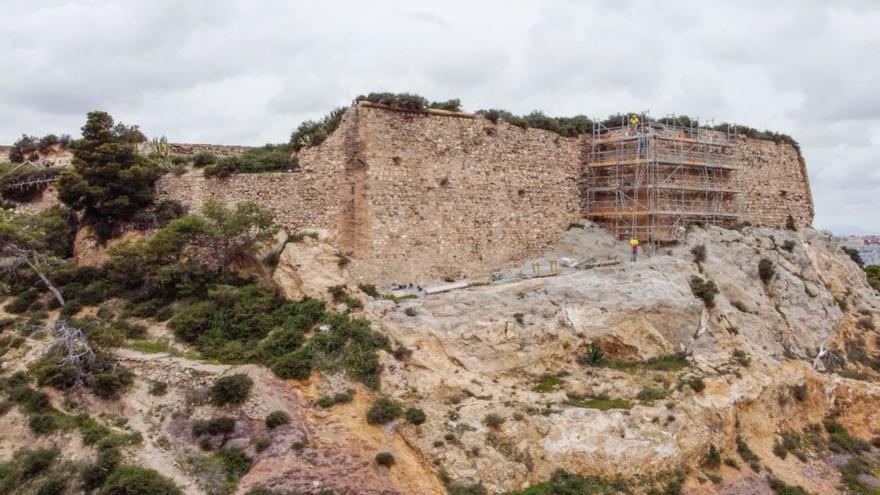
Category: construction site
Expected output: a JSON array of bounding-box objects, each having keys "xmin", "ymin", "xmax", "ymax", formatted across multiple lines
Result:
[{"xmin": 585, "ymin": 116, "xmax": 741, "ymax": 249}]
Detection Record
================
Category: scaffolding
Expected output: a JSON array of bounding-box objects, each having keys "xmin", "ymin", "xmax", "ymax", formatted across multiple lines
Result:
[{"xmin": 586, "ymin": 115, "xmax": 741, "ymax": 249}]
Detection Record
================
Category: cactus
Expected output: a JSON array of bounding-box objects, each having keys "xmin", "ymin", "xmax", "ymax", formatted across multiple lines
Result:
[{"xmin": 150, "ymin": 136, "xmax": 170, "ymax": 159}]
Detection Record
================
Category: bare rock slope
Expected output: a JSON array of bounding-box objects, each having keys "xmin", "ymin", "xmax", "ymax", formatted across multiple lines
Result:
[{"xmin": 1, "ymin": 222, "xmax": 878, "ymax": 495}]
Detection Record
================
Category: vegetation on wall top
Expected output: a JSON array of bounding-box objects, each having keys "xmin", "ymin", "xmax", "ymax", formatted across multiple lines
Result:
[
  {"xmin": 8, "ymin": 133, "xmax": 72, "ymax": 163},
  {"xmin": 355, "ymin": 92, "xmax": 462, "ymax": 112}
]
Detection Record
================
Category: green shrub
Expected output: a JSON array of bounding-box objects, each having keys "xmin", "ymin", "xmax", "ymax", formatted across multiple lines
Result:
[
  {"xmin": 192, "ymin": 417, "xmax": 236, "ymax": 437},
  {"xmin": 447, "ymin": 482, "xmax": 488, "ymax": 495},
  {"xmin": 87, "ymin": 360, "xmax": 134, "ymax": 399},
  {"xmin": 192, "ymin": 151, "xmax": 218, "ymax": 168},
  {"xmin": 271, "ymin": 349, "xmax": 313, "ymax": 380},
  {"xmin": 97, "ymin": 465, "xmax": 182, "ymax": 495},
  {"xmin": 28, "ymin": 414, "xmax": 58, "ymax": 435},
  {"xmin": 204, "ymin": 144, "xmax": 293, "ymax": 177},
  {"xmin": 689, "ymin": 276, "xmax": 719, "ymax": 307},
  {"xmin": 824, "ymin": 420, "xmax": 869, "ymax": 453},
  {"xmin": 18, "ymin": 448, "xmax": 58, "ymax": 479},
  {"xmin": 688, "ymin": 377, "xmax": 706, "ymax": 393},
  {"xmin": 636, "ymin": 387, "xmax": 670, "ymax": 402},
  {"xmin": 503, "ymin": 469, "xmax": 622, "ymax": 495},
  {"xmin": 405, "ymin": 407, "xmax": 426, "ymax": 425},
  {"xmin": 759, "ymin": 258, "xmax": 776, "ymax": 283},
  {"xmin": 358, "ymin": 283, "xmax": 380, "ymax": 298},
  {"xmin": 168, "ymin": 301, "xmax": 216, "ymax": 343},
  {"xmin": 701, "ymin": 444, "xmax": 721, "ymax": 469},
  {"xmin": 216, "ymin": 448, "xmax": 252, "ymax": 481},
  {"xmin": 839, "ymin": 455, "xmax": 878, "ymax": 494},
  {"xmin": 577, "ymin": 345, "xmax": 605, "ymax": 366},
  {"xmin": 80, "ymin": 449, "xmax": 122, "ymax": 491},
  {"xmin": 254, "ymin": 436, "xmax": 271, "ymax": 453},
  {"xmin": 149, "ymin": 381, "xmax": 168, "ymax": 396},
  {"xmin": 366, "ymin": 397, "xmax": 401, "ymax": 425},
  {"xmin": 735, "ymin": 435, "xmax": 761, "ymax": 472},
  {"xmin": 260, "ymin": 327, "xmax": 305, "ymax": 361},
  {"xmin": 767, "ymin": 476, "xmax": 809, "ymax": 495},
  {"xmin": 265, "ymin": 411, "xmax": 290, "ymax": 429},
  {"xmin": 356, "ymin": 92, "xmax": 429, "ymax": 111},
  {"xmin": 483, "ymin": 413, "xmax": 504, "ymax": 429},
  {"xmin": 532, "ymin": 374, "xmax": 564, "ymax": 392},
  {"xmin": 210, "ymin": 374, "xmax": 253, "ymax": 406},
  {"xmin": 35, "ymin": 478, "xmax": 66, "ymax": 495},
  {"xmin": 375, "ymin": 452, "xmax": 395, "ymax": 467},
  {"xmin": 781, "ymin": 240, "xmax": 796, "ymax": 253},
  {"xmin": 290, "ymin": 107, "xmax": 347, "ymax": 152},
  {"xmin": 317, "ymin": 389, "xmax": 354, "ymax": 409},
  {"xmin": 31, "ymin": 354, "xmax": 79, "ymax": 390},
  {"xmin": 842, "ymin": 247, "xmax": 864, "ymax": 267}
]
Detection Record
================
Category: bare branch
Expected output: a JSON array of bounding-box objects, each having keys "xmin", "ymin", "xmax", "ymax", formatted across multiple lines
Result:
[
  {"xmin": 0, "ymin": 244, "xmax": 64, "ymax": 306},
  {"xmin": 47, "ymin": 320, "xmax": 96, "ymax": 379}
]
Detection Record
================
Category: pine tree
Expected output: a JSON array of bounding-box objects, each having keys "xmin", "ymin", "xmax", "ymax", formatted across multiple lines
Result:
[{"xmin": 57, "ymin": 111, "xmax": 156, "ymax": 233}]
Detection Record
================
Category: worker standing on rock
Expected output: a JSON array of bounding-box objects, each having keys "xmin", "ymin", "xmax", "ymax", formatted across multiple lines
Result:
[{"xmin": 630, "ymin": 237, "xmax": 639, "ymax": 262}]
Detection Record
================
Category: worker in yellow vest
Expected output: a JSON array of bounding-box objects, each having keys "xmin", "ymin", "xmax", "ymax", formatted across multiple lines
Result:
[{"xmin": 630, "ymin": 237, "xmax": 639, "ymax": 262}]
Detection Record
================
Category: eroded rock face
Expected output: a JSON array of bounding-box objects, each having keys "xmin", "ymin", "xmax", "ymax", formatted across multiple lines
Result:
[
  {"xmin": 72, "ymin": 225, "xmax": 109, "ymax": 268},
  {"xmin": 272, "ymin": 235, "xmax": 350, "ymax": 304},
  {"xmin": 3, "ymin": 223, "xmax": 878, "ymax": 495},
  {"xmin": 366, "ymin": 224, "xmax": 880, "ymax": 493}
]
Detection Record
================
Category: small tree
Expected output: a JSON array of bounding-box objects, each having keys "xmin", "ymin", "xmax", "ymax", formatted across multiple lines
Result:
[
  {"xmin": 690, "ymin": 276, "xmax": 719, "ymax": 307},
  {"xmin": 0, "ymin": 207, "xmax": 75, "ymax": 307},
  {"xmin": 404, "ymin": 406, "xmax": 426, "ymax": 425},
  {"xmin": 210, "ymin": 374, "xmax": 253, "ymax": 406},
  {"xmin": 758, "ymin": 258, "xmax": 775, "ymax": 284},
  {"xmin": 57, "ymin": 111, "xmax": 155, "ymax": 232},
  {"xmin": 366, "ymin": 397, "xmax": 401, "ymax": 425},
  {"xmin": 197, "ymin": 200, "xmax": 276, "ymax": 271},
  {"xmin": 375, "ymin": 452, "xmax": 395, "ymax": 467}
]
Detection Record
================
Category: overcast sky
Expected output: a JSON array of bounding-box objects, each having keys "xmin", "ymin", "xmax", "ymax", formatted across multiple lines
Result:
[{"xmin": 1, "ymin": 1, "xmax": 878, "ymax": 234}]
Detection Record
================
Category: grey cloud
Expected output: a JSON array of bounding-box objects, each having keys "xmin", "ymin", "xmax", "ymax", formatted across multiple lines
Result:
[{"xmin": 1, "ymin": 0, "xmax": 879, "ymax": 233}]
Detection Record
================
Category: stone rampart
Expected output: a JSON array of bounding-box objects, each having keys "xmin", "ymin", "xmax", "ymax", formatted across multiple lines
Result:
[{"xmin": 157, "ymin": 104, "xmax": 814, "ymax": 284}]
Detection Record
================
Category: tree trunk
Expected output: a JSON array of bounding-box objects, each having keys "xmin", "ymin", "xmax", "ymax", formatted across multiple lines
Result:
[{"xmin": 24, "ymin": 257, "xmax": 65, "ymax": 307}]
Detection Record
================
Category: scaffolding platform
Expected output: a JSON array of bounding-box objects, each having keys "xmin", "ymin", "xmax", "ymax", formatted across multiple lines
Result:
[{"xmin": 586, "ymin": 115, "xmax": 743, "ymax": 246}]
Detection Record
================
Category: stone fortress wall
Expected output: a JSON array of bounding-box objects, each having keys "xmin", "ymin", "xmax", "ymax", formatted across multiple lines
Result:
[{"xmin": 156, "ymin": 103, "xmax": 814, "ymax": 284}]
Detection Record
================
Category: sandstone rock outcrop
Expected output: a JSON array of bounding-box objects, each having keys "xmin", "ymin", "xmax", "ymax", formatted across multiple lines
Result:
[{"xmin": 272, "ymin": 234, "xmax": 351, "ymax": 304}]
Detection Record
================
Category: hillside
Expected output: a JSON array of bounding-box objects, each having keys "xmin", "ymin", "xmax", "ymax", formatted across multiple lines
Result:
[{"xmin": 1, "ymin": 214, "xmax": 878, "ymax": 495}]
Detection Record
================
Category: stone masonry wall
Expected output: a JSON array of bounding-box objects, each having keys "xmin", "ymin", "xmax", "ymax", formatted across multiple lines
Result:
[
  {"xmin": 354, "ymin": 104, "xmax": 585, "ymax": 283},
  {"xmin": 155, "ymin": 109, "xmax": 356, "ymax": 241},
  {"xmin": 735, "ymin": 138, "xmax": 813, "ymax": 228},
  {"xmin": 156, "ymin": 104, "xmax": 813, "ymax": 284}
]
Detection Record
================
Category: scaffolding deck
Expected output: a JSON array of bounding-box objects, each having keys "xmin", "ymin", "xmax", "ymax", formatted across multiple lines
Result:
[{"xmin": 586, "ymin": 118, "xmax": 742, "ymax": 244}]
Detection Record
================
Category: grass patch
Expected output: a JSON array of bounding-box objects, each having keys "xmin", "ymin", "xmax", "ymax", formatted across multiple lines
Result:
[
  {"xmin": 600, "ymin": 353, "xmax": 689, "ymax": 373},
  {"xmin": 565, "ymin": 393, "xmax": 632, "ymax": 411},
  {"xmin": 532, "ymin": 374, "xmax": 565, "ymax": 393},
  {"xmin": 503, "ymin": 468, "xmax": 624, "ymax": 494},
  {"xmin": 125, "ymin": 339, "xmax": 183, "ymax": 356},
  {"xmin": 636, "ymin": 387, "xmax": 671, "ymax": 402},
  {"xmin": 839, "ymin": 455, "xmax": 880, "ymax": 495}
]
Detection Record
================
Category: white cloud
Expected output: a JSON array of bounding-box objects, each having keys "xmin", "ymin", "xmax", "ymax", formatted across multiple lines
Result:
[{"xmin": 0, "ymin": 0, "xmax": 878, "ymax": 233}]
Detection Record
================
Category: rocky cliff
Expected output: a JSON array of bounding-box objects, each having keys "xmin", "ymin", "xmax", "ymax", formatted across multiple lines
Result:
[{"xmin": 2, "ymin": 222, "xmax": 877, "ymax": 495}]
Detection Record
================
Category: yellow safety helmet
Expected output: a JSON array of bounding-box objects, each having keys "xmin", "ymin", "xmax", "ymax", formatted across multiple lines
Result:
[
  {"xmin": 630, "ymin": 238, "xmax": 639, "ymax": 246},
  {"xmin": 629, "ymin": 114, "xmax": 640, "ymax": 126}
]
